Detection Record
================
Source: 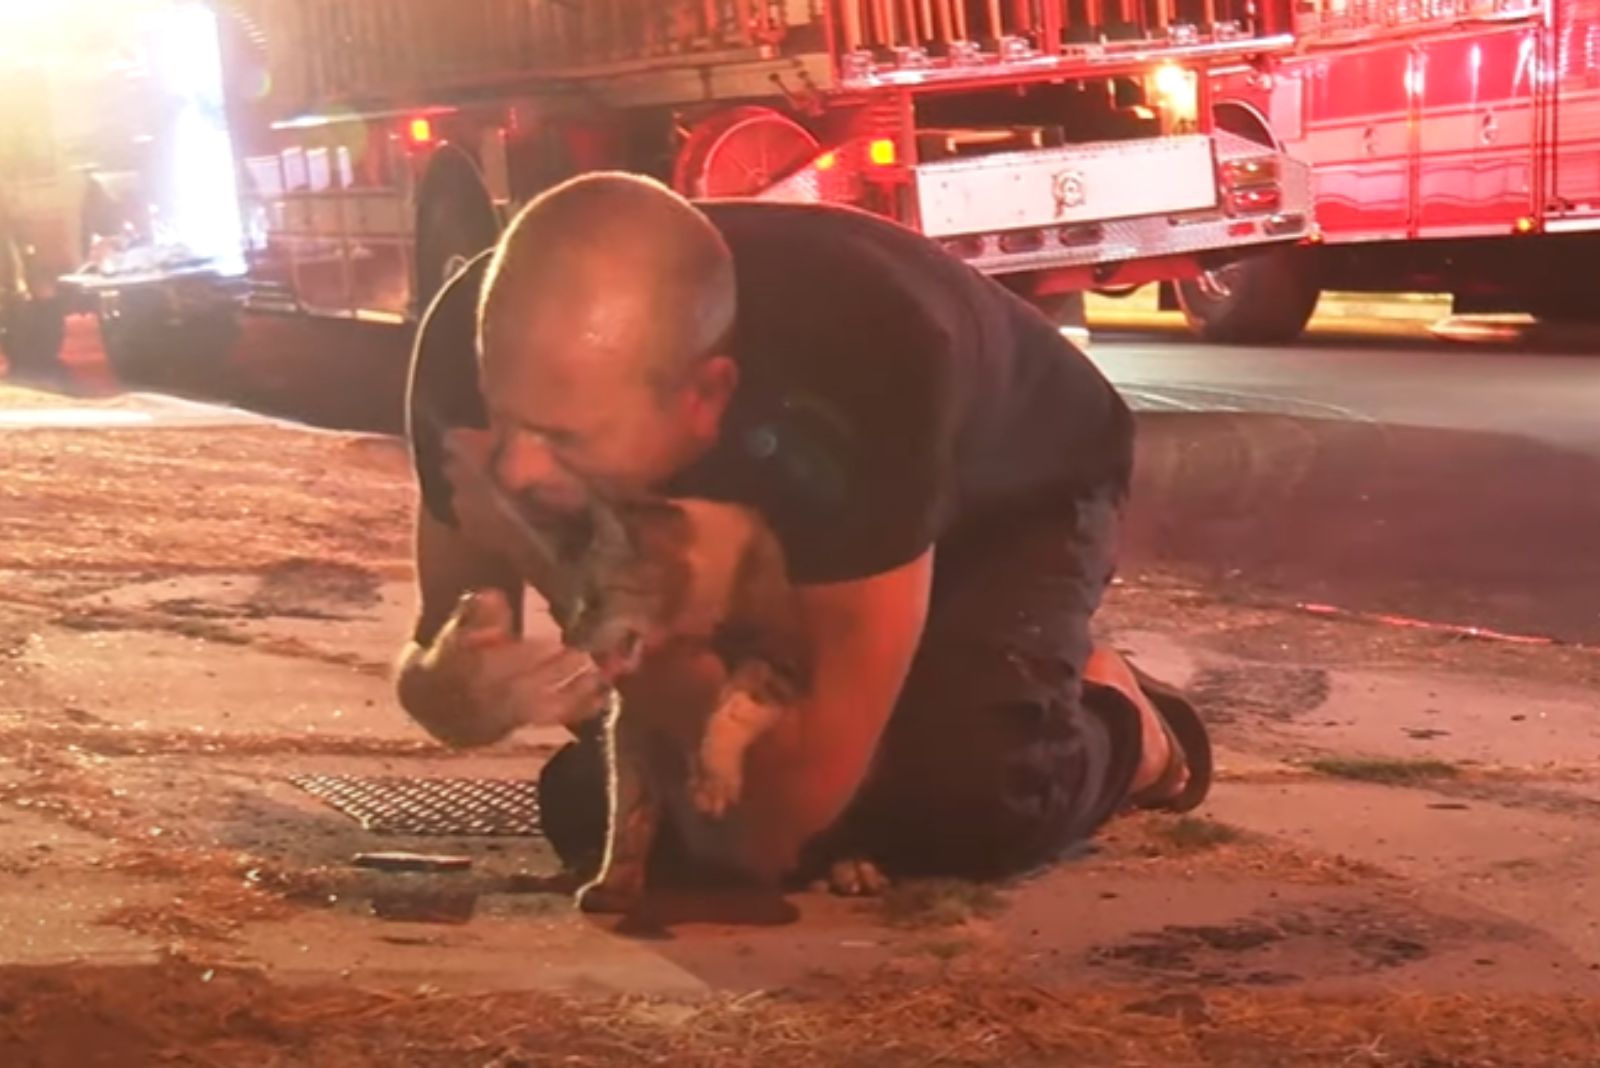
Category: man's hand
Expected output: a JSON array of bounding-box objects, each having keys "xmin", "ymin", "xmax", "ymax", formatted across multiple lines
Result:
[{"xmin": 398, "ymin": 588, "xmax": 610, "ymax": 748}]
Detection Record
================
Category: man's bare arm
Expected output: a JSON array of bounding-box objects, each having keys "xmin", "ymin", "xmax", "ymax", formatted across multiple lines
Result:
[{"xmin": 730, "ymin": 548, "xmax": 935, "ymax": 877}]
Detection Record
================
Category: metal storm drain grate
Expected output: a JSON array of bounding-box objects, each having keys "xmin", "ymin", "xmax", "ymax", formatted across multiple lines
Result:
[{"xmin": 289, "ymin": 774, "xmax": 543, "ymax": 836}]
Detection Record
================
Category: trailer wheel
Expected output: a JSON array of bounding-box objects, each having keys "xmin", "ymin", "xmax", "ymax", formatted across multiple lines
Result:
[
  {"xmin": 1176, "ymin": 246, "xmax": 1321, "ymax": 345},
  {"xmin": 672, "ymin": 106, "xmax": 820, "ymax": 198},
  {"xmin": 0, "ymin": 295, "xmax": 65, "ymax": 375}
]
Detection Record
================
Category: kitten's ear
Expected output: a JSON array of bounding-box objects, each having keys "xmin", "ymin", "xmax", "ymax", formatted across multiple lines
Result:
[{"xmin": 615, "ymin": 498, "xmax": 695, "ymax": 560}]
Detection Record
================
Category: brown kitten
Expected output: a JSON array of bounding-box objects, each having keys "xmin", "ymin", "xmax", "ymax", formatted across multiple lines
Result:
[{"xmin": 554, "ymin": 498, "xmax": 807, "ymax": 914}]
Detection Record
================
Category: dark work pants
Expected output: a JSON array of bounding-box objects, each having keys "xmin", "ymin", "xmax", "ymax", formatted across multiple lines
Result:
[{"xmin": 538, "ymin": 483, "xmax": 1144, "ymax": 882}]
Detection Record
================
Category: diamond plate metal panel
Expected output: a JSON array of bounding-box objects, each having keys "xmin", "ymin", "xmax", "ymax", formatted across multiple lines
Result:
[
  {"xmin": 914, "ymin": 135, "xmax": 1220, "ymax": 237},
  {"xmin": 950, "ymin": 151, "xmax": 1314, "ymax": 275},
  {"xmin": 289, "ymin": 774, "xmax": 542, "ymax": 836}
]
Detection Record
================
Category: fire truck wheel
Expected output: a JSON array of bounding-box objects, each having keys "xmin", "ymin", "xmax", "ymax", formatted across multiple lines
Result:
[
  {"xmin": 0, "ymin": 296, "xmax": 65, "ymax": 375},
  {"xmin": 1176, "ymin": 246, "xmax": 1321, "ymax": 345}
]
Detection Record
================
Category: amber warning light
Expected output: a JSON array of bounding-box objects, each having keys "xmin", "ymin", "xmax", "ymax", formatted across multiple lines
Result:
[{"xmin": 408, "ymin": 117, "xmax": 435, "ymax": 145}]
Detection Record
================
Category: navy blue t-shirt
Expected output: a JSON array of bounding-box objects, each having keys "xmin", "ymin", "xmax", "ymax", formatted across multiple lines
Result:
[{"xmin": 407, "ymin": 200, "xmax": 1133, "ymax": 587}]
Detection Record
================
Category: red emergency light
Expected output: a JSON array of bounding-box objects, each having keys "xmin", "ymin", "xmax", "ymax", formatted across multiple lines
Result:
[{"xmin": 407, "ymin": 116, "xmax": 436, "ymax": 145}]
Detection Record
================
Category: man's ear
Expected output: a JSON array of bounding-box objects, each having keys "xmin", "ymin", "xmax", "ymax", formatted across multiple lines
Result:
[
  {"xmin": 687, "ymin": 354, "xmax": 739, "ymax": 435},
  {"xmin": 441, "ymin": 426, "xmax": 497, "ymax": 470}
]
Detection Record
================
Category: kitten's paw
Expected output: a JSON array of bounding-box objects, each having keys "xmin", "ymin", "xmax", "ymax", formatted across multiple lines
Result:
[{"xmin": 689, "ymin": 761, "xmax": 741, "ymax": 819}]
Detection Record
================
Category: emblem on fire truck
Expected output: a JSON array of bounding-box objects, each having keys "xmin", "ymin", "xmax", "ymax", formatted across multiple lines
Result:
[{"xmin": 1052, "ymin": 170, "xmax": 1087, "ymax": 215}]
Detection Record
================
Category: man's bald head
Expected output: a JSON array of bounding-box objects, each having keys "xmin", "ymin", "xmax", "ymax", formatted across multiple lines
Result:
[
  {"xmin": 471, "ymin": 174, "xmax": 743, "ymax": 513},
  {"xmin": 478, "ymin": 172, "xmax": 737, "ymax": 392}
]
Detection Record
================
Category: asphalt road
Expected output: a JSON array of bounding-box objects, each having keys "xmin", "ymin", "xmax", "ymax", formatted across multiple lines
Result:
[
  {"xmin": 1094, "ymin": 327, "xmax": 1600, "ymax": 457},
  {"xmin": 1092, "ymin": 325, "xmax": 1600, "ymax": 645},
  {"xmin": 10, "ymin": 312, "xmax": 1599, "ymax": 644}
]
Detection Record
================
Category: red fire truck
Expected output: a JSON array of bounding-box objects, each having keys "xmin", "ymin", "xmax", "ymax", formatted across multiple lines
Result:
[
  {"xmin": 47, "ymin": 0, "xmax": 1317, "ymax": 370},
  {"xmin": 1175, "ymin": 0, "xmax": 1600, "ymax": 342}
]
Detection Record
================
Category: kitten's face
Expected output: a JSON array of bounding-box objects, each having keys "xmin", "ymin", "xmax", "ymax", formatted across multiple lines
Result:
[{"xmin": 561, "ymin": 499, "xmax": 693, "ymax": 679}]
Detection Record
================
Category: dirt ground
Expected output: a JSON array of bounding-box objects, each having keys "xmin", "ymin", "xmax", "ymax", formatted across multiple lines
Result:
[{"xmin": 2, "ymin": 383, "xmax": 1599, "ymax": 1066}]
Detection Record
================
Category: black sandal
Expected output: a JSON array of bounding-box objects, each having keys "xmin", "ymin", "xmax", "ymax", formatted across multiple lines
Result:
[{"xmin": 1123, "ymin": 660, "xmax": 1214, "ymax": 814}]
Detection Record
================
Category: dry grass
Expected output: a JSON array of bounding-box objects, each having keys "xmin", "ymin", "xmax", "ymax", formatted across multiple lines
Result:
[
  {"xmin": 1145, "ymin": 816, "xmax": 1246, "ymax": 853},
  {"xmin": 0, "ymin": 750, "xmax": 336, "ymax": 946},
  {"xmin": 93, "ymin": 847, "xmax": 324, "ymax": 943},
  {"xmin": 1, "ymin": 959, "xmax": 1597, "ymax": 1067},
  {"xmin": 94, "ymin": 895, "xmax": 274, "ymax": 944},
  {"xmin": 877, "ymin": 879, "xmax": 1008, "ymax": 929},
  {"xmin": 0, "ymin": 712, "xmax": 468, "ymax": 760},
  {"xmin": 1094, "ymin": 811, "xmax": 1388, "ymax": 885},
  {"xmin": 0, "ymin": 742, "xmax": 141, "ymax": 839},
  {"xmin": 1306, "ymin": 758, "xmax": 1461, "ymax": 786},
  {"xmin": 0, "ymin": 423, "xmax": 413, "ymax": 575}
]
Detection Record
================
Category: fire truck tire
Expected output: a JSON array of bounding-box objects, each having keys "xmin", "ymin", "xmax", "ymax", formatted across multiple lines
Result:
[
  {"xmin": 0, "ymin": 296, "xmax": 65, "ymax": 375},
  {"xmin": 1176, "ymin": 246, "xmax": 1321, "ymax": 345}
]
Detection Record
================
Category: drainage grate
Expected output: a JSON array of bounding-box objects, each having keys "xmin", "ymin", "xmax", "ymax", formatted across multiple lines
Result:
[{"xmin": 289, "ymin": 774, "xmax": 543, "ymax": 836}]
